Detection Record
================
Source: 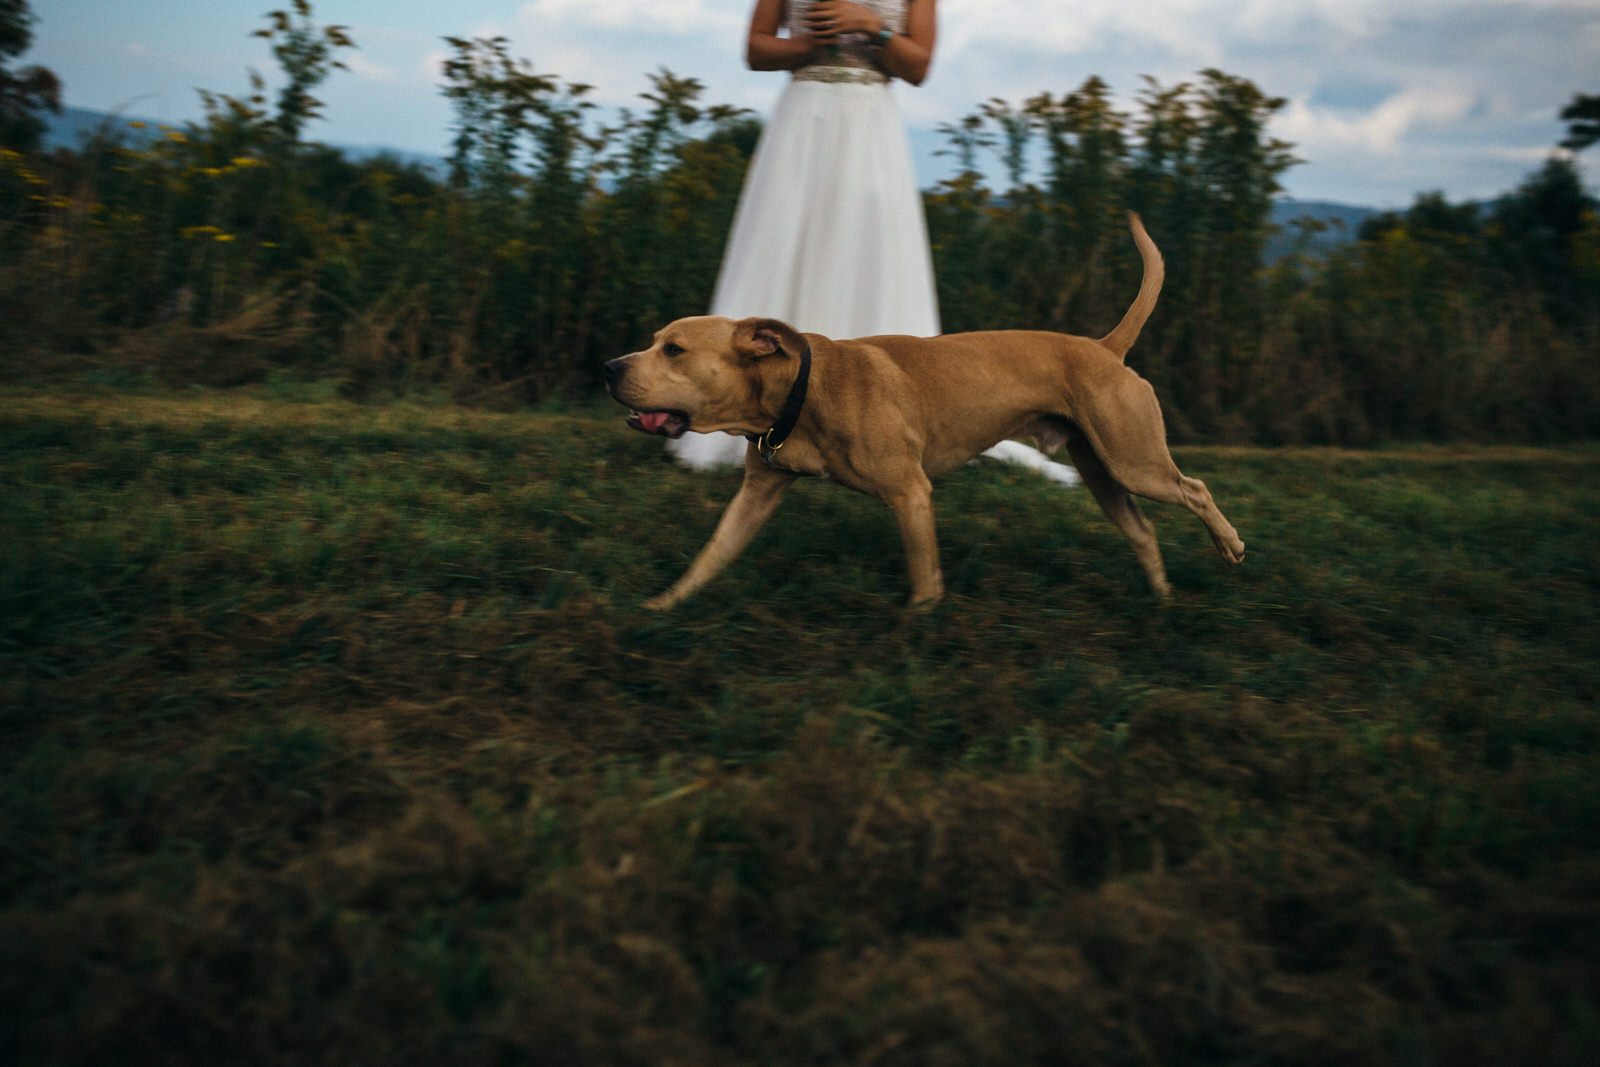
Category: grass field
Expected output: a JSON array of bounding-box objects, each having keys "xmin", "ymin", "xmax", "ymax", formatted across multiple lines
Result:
[{"xmin": 2, "ymin": 384, "xmax": 1598, "ymax": 1065}]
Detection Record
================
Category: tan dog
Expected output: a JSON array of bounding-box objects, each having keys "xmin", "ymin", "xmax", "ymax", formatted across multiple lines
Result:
[{"xmin": 604, "ymin": 214, "xmax": 1244, "ymax": 609}]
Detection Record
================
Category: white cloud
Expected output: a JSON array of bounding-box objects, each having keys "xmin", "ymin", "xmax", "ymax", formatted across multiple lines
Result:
[
  {"xmin": 940, "ymin": 0, "xmax": 1597, "ymax": 69},
  {"xmin": 915, "ymin": 0, "xmax": 1600, "ymax": 202},
  {"xmin": 517, "ymin": 0, "xmax": 743, "ymax": 37},
  {"xmin": 493, "ymin": 0, "xmax": 750, "ymax": 108},
  {"xmin": 938, "ymin": 0, "xmax": 1353, "ymax": 60},
  {"xmin": 42, "ymin": 0, "xmax": 1595, "ymax": 206},
  {"xmin": 1485, "ymin": 144, "xmax": 1570, "ymax": 166},
  {"xmin": 1281, "ymin": 87, "xmax": 1481, "ymax": 153},
  {"xmin": 343, "ymin": 53, "xmax": 402, "ymax": 86},
  {"xmin": 418, "ymin": 48, "xmax": 451, "ymax": 84}
]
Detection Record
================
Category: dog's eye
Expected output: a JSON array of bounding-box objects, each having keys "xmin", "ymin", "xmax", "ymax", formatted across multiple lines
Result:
[{"xmin": 662, "ymin": 342, "xmax": 685, "ymax": 358}]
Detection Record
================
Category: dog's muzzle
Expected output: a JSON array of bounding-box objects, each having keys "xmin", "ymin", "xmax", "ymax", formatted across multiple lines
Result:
[
  {"xmin": 603, "ymin": 357, "xmax": 628, "ymax": 393},
  {"xmin": 604, "ymin": 357, "xmax": 690, "ymax": 438}
]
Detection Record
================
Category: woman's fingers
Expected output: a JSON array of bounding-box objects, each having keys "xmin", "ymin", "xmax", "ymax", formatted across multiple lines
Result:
[
  {"xmin": 804, "ymin": 1, "xmax": 875, "ymax": 40},
  {"xmin": 803, "ymin": 2, "xmax": 837, "ymax": 38}
]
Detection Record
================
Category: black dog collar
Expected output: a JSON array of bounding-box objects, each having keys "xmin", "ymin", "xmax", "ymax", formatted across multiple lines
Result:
[{"xmin": 748, "ymin": 342, "xmax": 811, "ymax": 462}]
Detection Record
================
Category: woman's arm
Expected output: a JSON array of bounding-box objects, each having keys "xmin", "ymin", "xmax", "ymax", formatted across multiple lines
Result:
[
  {"xmin": 806, "ymin": 0, "xmax": 938, "ymax": 86},
  {"xmin": 746, "ymin": 0, "xmax": 817, "ymax": 71}
]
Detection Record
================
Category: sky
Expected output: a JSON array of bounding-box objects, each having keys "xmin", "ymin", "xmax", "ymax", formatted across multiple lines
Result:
[{"xmin": 25, "ymin": 0, "xmax": 1600, "ymax": 208}]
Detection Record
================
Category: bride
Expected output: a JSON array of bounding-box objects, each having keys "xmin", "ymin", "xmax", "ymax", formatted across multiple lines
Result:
[{"xmin": 669, "ymin": 0, "xmax": 1079, "ymax": 486}]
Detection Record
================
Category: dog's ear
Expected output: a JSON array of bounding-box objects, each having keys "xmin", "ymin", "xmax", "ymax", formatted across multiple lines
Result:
[{"xmin": 732, "ymin": 317, "xmax": 806, "ymax": 361}]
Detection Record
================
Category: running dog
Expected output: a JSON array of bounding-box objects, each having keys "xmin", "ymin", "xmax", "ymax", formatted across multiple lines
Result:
[{"xmin": 604, "ymin": 213, "xmax": 1244, "ymax": 609}]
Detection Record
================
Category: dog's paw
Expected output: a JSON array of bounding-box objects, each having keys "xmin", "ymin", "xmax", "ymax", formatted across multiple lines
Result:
[
  {"xmin": 1219, "ymin": 538, "xmax": 1245, "ymax": 568},
  {"xmin": 1207, "ymin": 526, "xmax": 1246, "ymax": 569},
  {"xmin": 640, "ymin": 593, "xmax": 678, "ymax": 612}
]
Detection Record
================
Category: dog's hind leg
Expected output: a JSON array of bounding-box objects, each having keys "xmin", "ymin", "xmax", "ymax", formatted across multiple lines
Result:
[
  {"xmin": 1068, "ymin": 373, "xmax": 1246, "ymax": 569},
  {"xmin": 643, "ymin": 463, "xmax": 796, "ymax": 610},
  {"xmin": 1064, "ymin": 434, "xmax": 1172, "ymax": 597}
]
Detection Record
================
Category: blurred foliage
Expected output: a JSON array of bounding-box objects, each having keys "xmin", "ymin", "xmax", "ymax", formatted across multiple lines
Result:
[
  {"xmin": 0, "ymin": 0, "xmax": 60, "ymax": 151},
  {"xmin": 1561, "ymin": 91, "xmax": 1600, "ymax": 154},
  {"xmin": 0, "ymin": 3, "xmax": 1596, "ymax": 443},
  {"xmin": 251, "ymin": 0, "xmax": 355, "ymax": 148},
  {"xmin": 926, "ymin": 74, "xmax": 1599, "ymax": 444},
  {"xmin": 0, "ymin": 5, "xmax": 754, "ymax": 404}
]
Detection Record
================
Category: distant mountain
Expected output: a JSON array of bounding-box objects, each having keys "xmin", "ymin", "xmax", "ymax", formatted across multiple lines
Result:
[
  {"xmin": 1267, "ymin": 199, "xmax": 1381, "ymax": 259},
  {"xmin": 42, "ymin": 106, "xmax": 160, "ymax": 150}
]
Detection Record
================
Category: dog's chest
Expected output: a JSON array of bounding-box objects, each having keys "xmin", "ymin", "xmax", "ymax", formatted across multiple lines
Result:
[{"xmin": 759, "ymin": 438, "xmax": 832, "ymax": 481}]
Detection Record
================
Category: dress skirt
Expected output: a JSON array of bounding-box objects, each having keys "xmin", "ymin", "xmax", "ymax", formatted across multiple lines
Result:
[
  {"xmin": 710, "ymin": 76, "xmax": 939, "ymax": 339},
  {"xmin": 668, "ymin": 74, "xmax": 940, "ymax": 470}
]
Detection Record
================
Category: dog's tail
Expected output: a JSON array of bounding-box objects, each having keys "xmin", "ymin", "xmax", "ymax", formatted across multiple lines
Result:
[{"xmin": 1097, "ymin": 213, "xmax": 1165, "ymax": 362}]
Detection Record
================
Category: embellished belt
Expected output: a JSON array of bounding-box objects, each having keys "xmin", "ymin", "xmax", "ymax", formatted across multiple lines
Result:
[{"xmin": 792, "ymin": 65, "xmax": 889, "ymax": 86}]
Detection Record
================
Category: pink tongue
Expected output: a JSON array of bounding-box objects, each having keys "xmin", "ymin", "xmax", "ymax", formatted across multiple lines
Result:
[{"xmin": 638, "ymin": 411, "xmax": 671, "ymax": 433}]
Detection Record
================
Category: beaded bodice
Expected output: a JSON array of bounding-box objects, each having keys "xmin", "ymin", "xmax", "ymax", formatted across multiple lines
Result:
[{"xmin": 787, "ymin": 0, "xmax": 908, "ymax": 79}]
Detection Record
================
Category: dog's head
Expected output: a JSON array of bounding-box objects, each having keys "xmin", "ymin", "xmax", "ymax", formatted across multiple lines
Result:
[{"xmin": 603, "ymin": 316, "xmax": 809, "ymax": 438}]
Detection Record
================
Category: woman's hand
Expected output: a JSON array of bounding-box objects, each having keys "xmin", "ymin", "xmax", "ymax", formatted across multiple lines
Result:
[
  {"xmin": 747, "ymin": 0, "xmax": 936, "ymax": 85},
  {"xmin": 803, "ymin": 1, "xmax": 886, "ymax": 43}
]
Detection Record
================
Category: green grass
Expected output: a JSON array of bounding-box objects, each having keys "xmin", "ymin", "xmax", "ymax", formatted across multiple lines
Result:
[{"xmin": 2, "ymin": 386, "xmax": 1598, "ymax": 1065}]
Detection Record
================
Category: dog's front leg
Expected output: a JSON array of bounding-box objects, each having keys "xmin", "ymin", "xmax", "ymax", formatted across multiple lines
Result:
[
  {"xmin": 643, "ymin": 462, "xmax": 796, "ymax": 610},
  {"xmin": 883, "ymin": 473, "xmax": 944, "ymax": 608}
]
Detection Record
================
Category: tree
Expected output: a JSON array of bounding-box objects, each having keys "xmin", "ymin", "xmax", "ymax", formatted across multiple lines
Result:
[
  {"xmin": 1489, "ymin": 155, "xmax": 1597, "ymax": 322},
  {"xmin": 0, "ymin": 0, "xmax": 60, "ymax": 151},
  {"xmin": 980, "ymin": 98, "xmax": 1033, "ymax": 192},
  {"xmin": 251, "ymin": 0, "xmax": 354, "ymax": 147},
  {"xmin": 440, "ymin": 36, "xmax": 557, "ymax": 194},
  {"xmin": 1139, "ymin": 70, "xmax": 1297, "ymax": 433},
  {"xmin": 1405, "ymin": 191, "xmax": 1480, "ymax": 241},
  {"xmin": 933, "ymin": 111, "xmax": 993, "ymax": 178},
  {"xmin": 1559, "ymin": 92, "xmax": 1599, "ymax": 153}
]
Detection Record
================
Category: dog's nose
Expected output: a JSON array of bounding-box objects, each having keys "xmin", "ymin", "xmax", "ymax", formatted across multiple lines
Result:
[{"xmin": 603, "ymin": 358, "xmax": 626, "ymax": 391}]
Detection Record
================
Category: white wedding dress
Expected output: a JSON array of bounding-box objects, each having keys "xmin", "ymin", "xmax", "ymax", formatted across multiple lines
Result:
[{"xmin": 668, "ymin": 0, "xmax": 1078, "ymax": 486}]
